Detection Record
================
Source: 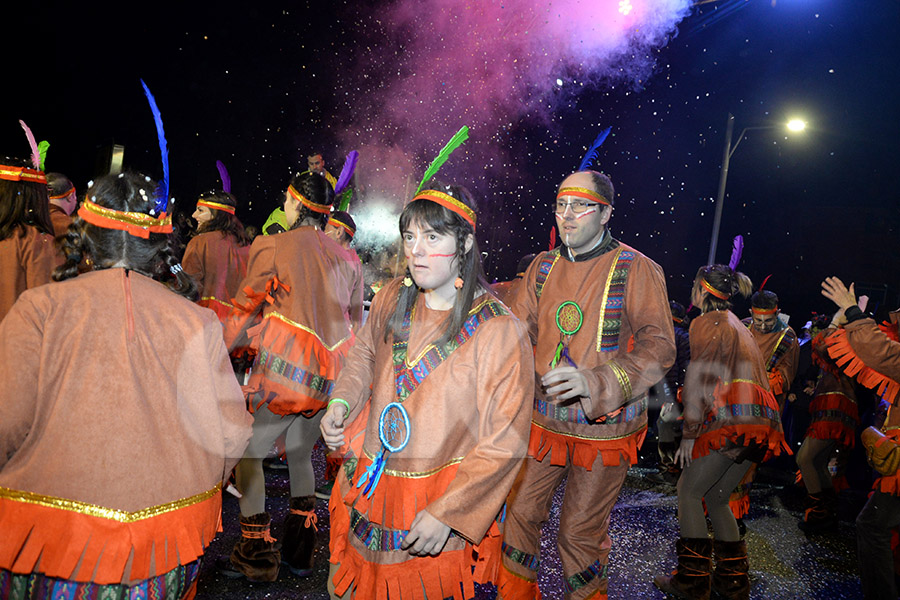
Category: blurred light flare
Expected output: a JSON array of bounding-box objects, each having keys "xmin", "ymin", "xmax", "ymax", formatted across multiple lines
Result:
[{"xmin": 786, "ymin": 118, "xmax": 807, "ymax": 132}]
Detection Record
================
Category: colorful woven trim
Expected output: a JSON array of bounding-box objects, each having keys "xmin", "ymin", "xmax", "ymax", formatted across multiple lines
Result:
[
  {"xmin": 0, "ymin": 165, "xmax": 47, "ymax": 184},
  {"xmin": 534, "ymin": 249, "xmax": 560, "ymax": 299},
  {"xmin": 502, "ymin": 542, "xmax": 540, "ymax": 571},
  {"xmin": 533, "ymin": 394, "xmax": 647, "ymax": 426},
  {"xmin": 288, "ymin": 184, "xmax": 330, "ymax": 214},
  {"xmin": 766, "ymin": 328, "xmax": 796, "ymax": 372},
  {"xmin": 703, "ymin": 401, "xmax": 782, "ymax": 427},
  {"xmin": 596, "ymin": 249, "xmax": 634, "ymax": 352},
  {"xmin": 393, "ymin": 296, "xmax": 508, "ymax": 401},
  {"xmin": 254, "ymin": 347, "xmax": 335, "ymax": 396},
  {"xmin": 411, "ymin": 190, "xmax": 477, "ymax": 230},
  {"xmin": 49, "ymin": 187, "xmax": 75, "ymax": 200},
  {"xmin": 564, "ymin": 559, "xmax": 608, "ymax": 594},
  {"xmin": 701, "ymin": 278, "xmax": 730, "ymax": 300},
  {"xmin": 556, "ymin": 186, "xmax": 610, "ymax": 206},
  {"xmin": 196, "ymin": 199, "xmax": 235, "ymax": 214},
  {"xmin": 328, "ymin": 216, "xmax": 355, "ymax": 238},
  {"xmin": 0, "ymin": 561, "xmax": 200, "ymax": 600},
  {"xmin": 751, "ymin": 306, "xmax": 778, "ymax": 315},
  {"xmin": 78, "ymin": 197, "xmax": 172, "ymax": 239}
]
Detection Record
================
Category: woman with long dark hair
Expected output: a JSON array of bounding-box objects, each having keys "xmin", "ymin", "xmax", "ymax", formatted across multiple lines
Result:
[
  {"xmin": 219, "ymin": 171, "xmax": 364, "ymax": 582},
  {"xmin": 0, "ymin": 172, "xmax": 252, "ymax": 599},
  {"xmin": 654, "ymin": 264, "xmax": 788, "ymax": 600},
  {"xmin": 183, "ymin": 189, "xmax": 251, "ymax": 322},
  {"xmin": 0, "ymin": 155, "xmax": 59, "ymax": 321},
  {"xmin": 320, "ymin": 181, "xmax": 534, "ymax": 600}
]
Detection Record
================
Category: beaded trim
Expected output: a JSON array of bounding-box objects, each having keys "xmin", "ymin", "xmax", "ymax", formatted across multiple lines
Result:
[
  {"xmin": 533, "ymin": 394, "xmax": 647, "ymax": 426},
  {"xmin": 502, "ymin": 542, "xmax": 540, "ymax": 571},
  {"xmin": 564, "ymin": 559, "xmax": 608, "ymax": 593},
  {"xmin": 254, "ymin": 347, "xmax": 334, "ymax": 396}
]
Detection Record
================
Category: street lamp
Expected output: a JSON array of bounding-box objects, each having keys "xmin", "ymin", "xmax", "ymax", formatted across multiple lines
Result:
[{"xmin": 707, "ymin": 113, "xmax": 807, "ymax": 265}]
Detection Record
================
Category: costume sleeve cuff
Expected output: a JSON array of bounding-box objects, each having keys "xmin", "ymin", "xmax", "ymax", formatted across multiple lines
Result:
[{"xmin": 845, "ymin": 306, "xmax": 866, "ymax": 323}]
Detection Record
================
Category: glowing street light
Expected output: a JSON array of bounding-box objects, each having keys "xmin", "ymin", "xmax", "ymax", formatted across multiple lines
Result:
[{"xmin": 707, "ymin": 113, "xmax": 808, "ymax": 265}]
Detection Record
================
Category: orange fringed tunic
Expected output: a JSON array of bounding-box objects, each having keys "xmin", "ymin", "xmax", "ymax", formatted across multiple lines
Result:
[
  {"xmin": 827, "ymin": 312, "xmax": 900, "ymax": 495},
  {"xmin": 182, "ymin": 231, "xmax": 250, "ymax": 322},
  {"xmin": 328, "ymin": 279, "xmax": 534, "ymax": 600},
  {"xmin": 509, "ymin": 242, "xmax": 676, "ymax": 470},
  {"xmin": 0, "ymin": 269, "xmax": 253, "ymax": 584},
  {"xmin": 682, "ymin": 310, "xmax": 789, "ymax": 462},
  {"xmin": 744, "ymin": 317, "xmax": 799, "ymax": 403},
  {"xmin": 223, "ymin": 226, "xmax": 364, "ymax": 416},
  {"xmin": 0, "ymin": 225, "xmax": 60, "ymax": 322},
  {"xmin": 805, "ymin": 329, "xmax": 859, "ymax": 448}
]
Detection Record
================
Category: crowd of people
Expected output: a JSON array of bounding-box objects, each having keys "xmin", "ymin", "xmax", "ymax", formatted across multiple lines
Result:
[{"xmin": 1, "ymin": 130, "xmax": 898, "ymax": 600}]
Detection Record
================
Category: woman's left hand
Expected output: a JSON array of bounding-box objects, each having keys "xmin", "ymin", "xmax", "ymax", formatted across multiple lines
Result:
[
  {"xmin": 402, "ymin": 509, "xmax": 451, "ymax": 556},
  {"xmin": 675, "ymin": 438, "xmax": 695, "ymax": 469}
]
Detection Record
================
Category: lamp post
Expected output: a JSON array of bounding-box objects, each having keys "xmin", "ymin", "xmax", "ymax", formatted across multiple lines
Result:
[{"xmin": 706, "ymin": 113, "xmax": 806, "ymax": 265}]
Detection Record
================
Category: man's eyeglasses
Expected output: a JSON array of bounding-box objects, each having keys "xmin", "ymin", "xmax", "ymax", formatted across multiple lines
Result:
[{"xmin": 554, "ymin": 199, "xmax": 601, "ymax": 214}]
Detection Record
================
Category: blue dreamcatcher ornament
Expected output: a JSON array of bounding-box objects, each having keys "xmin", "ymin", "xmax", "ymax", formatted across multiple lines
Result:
[{"xmin": 355, "ymin": 402, "xmax": 411, "ymax": 498}]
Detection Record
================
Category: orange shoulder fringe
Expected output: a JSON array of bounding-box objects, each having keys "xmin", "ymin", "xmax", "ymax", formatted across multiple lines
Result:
[
  {"xmin": 826, "ymin": 327, "xmax": 900, "ymax": 404},
  {"xmin": 0, "ymin": 487, "xmax": 221, "ymax": 584},
  {"xmin": 527, "ymin": 423, "xmax": 647, "ymax": 470}
]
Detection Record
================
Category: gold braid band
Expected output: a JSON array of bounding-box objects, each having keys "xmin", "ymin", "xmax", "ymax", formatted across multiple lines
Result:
[
  {"xmin": 0, "ymin": 165, "xmax": 47, "ymax": 184},
  {"xmin": 411, "ymin": 190, "xmax": 476, "ymax": 230},
  {"xmin": 701, "ymin": 278, "xmax": 730, "ymax": 300},
  {"xmin": 78, "ymin": 197, "xmax": 173, "ymax": 239}
]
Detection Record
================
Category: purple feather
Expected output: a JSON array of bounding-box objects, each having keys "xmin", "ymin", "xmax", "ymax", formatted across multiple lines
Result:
[
  {"xmin": 578, "ymin": 127, "xmax": 611, "ymax": 172},
  {"xmin": 334, "ymin": 150, "xmax": 359, "ymax": 195},
  {"xmin": 140, "ymin": 80, "xmax": 169, "ymax": 215},
  {"xmin": 216, "ymin": 160, "xmax": 231, "ymax": 194},
  {"xmin": 18, "ymin": 120, "xmax": 40, "ymax": 170},
  {"xmin": 728, "ymin": 235, "xmax": 744, "ymax": 270}
]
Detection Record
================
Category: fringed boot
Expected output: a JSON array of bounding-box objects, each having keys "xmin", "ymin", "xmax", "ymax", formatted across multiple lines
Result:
[
  {"xmin": 653, "ymin": 537, "xmax": 712, "ymax": 600},
  {"xmin": 281, "ymin": 496, "xmax": 318, "ymax": 576},
  {"xmin": 711, "ymin": 539, "xmax": 749, "ymax": 600},
  {"xmin": 217, "ymin": 512, "xmax": 281, "ymax": 582},
  {"xmin": 798, "ymin": 488, "xmax": 837, "ymax": 533}
]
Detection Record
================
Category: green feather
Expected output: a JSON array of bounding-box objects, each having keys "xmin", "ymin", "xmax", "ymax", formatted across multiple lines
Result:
[
  {"xmin": 338, "ymin": 188, "xmax": 353, "ymax": 212},
  {"xmin": 416, "ymin": 126, "xmax": 469, "ymax": 193},
  {"xmin": 37, "ymin": 140, "xmax": 50, "ymax": 171}
]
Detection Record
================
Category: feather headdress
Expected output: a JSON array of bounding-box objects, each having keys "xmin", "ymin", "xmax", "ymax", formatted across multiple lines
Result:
[
  {"xmin": 577, "ymin": 127, "xmax": 611, "ymax": 172},
  {"xmin": 416, "ymin": 126, "xmax": 469, "ymax": 193},
  {"xmin": 140, "ymin": 80, "xmax": 170, "ymax": 215},
  {"xmin": 18, "ymin": 120, "xmax": 41, "ymax": 170},
  {"xmin": 728, "ymin": 235, "xmax": 743, "ymax": 270},
  {"xmin": 216, "ymin": 160, "xmax": 231, "ymax": 194}
]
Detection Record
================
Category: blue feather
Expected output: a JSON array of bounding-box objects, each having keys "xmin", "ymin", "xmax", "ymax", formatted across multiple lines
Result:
[
  {"xmin": 578, "ymin": 127, "xmax": 611, "ymax": 172},
  {"xmin": 140, "ymin": 80, "xmax": 169, "ymax": 214}
]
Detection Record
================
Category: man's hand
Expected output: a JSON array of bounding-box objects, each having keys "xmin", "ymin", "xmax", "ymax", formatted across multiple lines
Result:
[
  {"xmin": 320, "ymin": 403, "xmax": 348, "ymax": 451},
  {"xmin": 402, "ymin": 510, "xmax": 451, "ymax": 556},
  {"xmin": 541, "ymin": 365, "xmax": 589, "ymax": 403},
  {"xmin": 675, "ymin": 438, "xmax": 695, "ymax": 469}
]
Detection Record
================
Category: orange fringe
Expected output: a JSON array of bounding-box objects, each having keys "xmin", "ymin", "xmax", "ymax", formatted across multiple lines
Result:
[
  {"xmin": 805, "ymin": 422, "xmax": 856, "ymax": 448},
  {"xmin": 728, "ymin": 493, "xmax": 750, "ymax": 520},
  {"xmin": 694, "ymin": 424, "xmax": 790, "ymax": 463},
  {"xmin": 0, "ymin": 491, "xmax": 221, "ymax": 584},
  {"xmin": 806, "ymin": 393, "xmax": 858, "ymax": 448},
  {"xmin": 497, "ymin": 563, "xmax": 542, "ymax": 600},
  {"xmin": 826, "ymin": 327, "xmax": 900, "ymax": 404},
  {"xmin": 527, "ymin": 423, "xmax": 647, "ymax": 470},
  {"xmin": 768, "ymin": 370, "xmax": 785, "ymax": 396}
]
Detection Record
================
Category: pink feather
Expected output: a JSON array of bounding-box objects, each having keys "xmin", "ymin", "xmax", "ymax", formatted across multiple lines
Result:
[{"xmin": 18, "ymin": 120, "xmax": 40, "ymax": 170}]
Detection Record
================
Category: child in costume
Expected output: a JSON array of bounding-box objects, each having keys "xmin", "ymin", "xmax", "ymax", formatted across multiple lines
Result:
[
  {"xmin": 654, "ymin": 264, "xmax": 788, "ymax": 600},
  {"xmin": 0, "ymin": 172, "xmax": 253, "ymax": 600},
  {"xmin": 320, "ymin": 179, "xmax": 534, "ymax": 600},
  {"xmin": 220, "ymin": 170, "xmax": 364, "ymax": 581}
]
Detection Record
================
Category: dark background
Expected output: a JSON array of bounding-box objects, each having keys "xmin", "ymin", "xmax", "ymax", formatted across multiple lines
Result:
[{"xmin": 3, "ymin": 0, "xmax": 898, "ymax": 322}]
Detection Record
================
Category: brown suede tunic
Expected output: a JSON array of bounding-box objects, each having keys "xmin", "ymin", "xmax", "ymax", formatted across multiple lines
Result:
[
  {"xmin": 0, "ymin": 225, "xmax": 59, "ymax": 322},
  {"xmin": 48, "ymin": 205, "xmax": 72, "ymax": 238},
  {"xmin": 0, "ymin": 269, "xmax": 253, "ymax": 581},
  {"xmin": 745, "ymin": 318, "xmax": 800, "ymax": 401},
  {"xmin": 509, "ymin": 240, "xmax": 676, "ymax": 467},
  {"xmin": 182, "ymin": 231, "xmax": 250, "ymax": 320}
]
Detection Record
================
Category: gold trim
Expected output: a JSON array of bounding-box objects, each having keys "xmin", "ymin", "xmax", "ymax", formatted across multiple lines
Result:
[
  {"xmin": 609, "ymin": 360, "xmax": 632, "ymax": 401},
  {"xmin": 723, "ymin": 378, "xmax": 757, "ymax": 386},
  {"xmin": 595, "ymin": 247, "xmax": 623, "ymax": 352},
  {"xmin": 266, "ymin": 311, "xmax": 352, "ymax": 352},
  {"xmin": 363, "ymin": 448, "xmax": 465, "ymax": 478},
  {"xmin": 404, "ymin": 297, "xmax": 497, "ymax": 367},
  {"xmin": 531, "ymin": 420, "xmax": 647, "ymax": 442},
  {"xmin": 0, "ymin": 484, "xmax": 220, "ymax": 523},
  {"xmin": 201, "ymin": 296, "xmax": 234, "ymax": 309},
  {"xmin": 766, "ymin": 330, "xmax": 790, "ymax": 369}
]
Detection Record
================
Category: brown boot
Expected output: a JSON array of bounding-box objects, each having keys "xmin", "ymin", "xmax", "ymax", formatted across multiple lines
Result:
[
  {"xmin": 711, "ymin": 539, "xmax": 749, "ymax": 600},
  {"xmin": 798, "ymin": 488, "xmax": 837, "ymax": 534},
  {"xmin": 281, "ymin": 496, "xmax": 318, "ymax": 576},
  {"xmin": 653, "ymin": 537, "xmax": 712, "ymax": 600},
  {"xmin": 217, "ymin": 512, "xmax": 281, "ymax": 582}
]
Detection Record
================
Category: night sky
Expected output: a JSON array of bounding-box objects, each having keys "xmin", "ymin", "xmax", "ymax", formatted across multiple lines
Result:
[{"xmin": 4, "ymin": 0, "xmax": 899, "ymax": 323}]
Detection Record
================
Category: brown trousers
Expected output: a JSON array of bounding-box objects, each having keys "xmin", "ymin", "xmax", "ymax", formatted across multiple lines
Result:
[{"xmin": 502, "ymin": 454, "xmax": 629, "ymax": 600}]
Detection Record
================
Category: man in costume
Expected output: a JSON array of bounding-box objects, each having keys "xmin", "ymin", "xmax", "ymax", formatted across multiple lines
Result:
[
  {"xmin": 46, "ymin": 172, "xmax": 77, "ymax": 237},
  {"xmin": 498, "ymin": 170, "xmax": 676, "ymax": 600},
  {"xmin": 263, "ymin": 152, "xmax": 338, "ymax": 235}
]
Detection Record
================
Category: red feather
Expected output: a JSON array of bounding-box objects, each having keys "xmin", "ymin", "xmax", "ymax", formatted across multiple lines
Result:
[{"xmin": 549, "ymin": 226, "xmax": 556, "ymax": 251}]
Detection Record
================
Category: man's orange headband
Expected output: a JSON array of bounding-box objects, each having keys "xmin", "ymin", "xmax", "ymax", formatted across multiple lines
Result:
[
  {"xmin": 751, "ymin": 306, "xmax": 778, "ymax": 315},
  {"xmin": 701, "ymin": 278, "xmax": 730, "ymax": 300},
  {"xmin": 0, "ymin": 165, "xmax": 47, "ymax": 185},
  {"xmin": 556, "ymin": 187, "xmax": 609, "ymax": 206},
  {"xmin": 411, "ymin": 190, "xmax": 477, "ymax": 230},
  {"xmin": 78, "ymin": 197, "xmax": 173, "ymax": 239},
  {"xmin": 49, "ymin": 187, "xmax": 75, "ymax": 201},
  {"xmin": 328, "ymin": 217, "xmax": 355, "ymax": 238},
  {"xmin": 287, "ymin": 185, "xmax": 331, "ymax": 214},
  {"xmin": 197, "ymin": 199, "xmax": 236, "ymax": 215}
]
